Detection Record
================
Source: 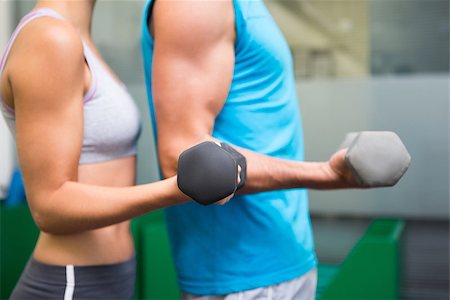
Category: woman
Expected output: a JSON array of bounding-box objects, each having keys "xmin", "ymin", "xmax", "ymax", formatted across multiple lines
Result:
[{"xmin": 0, "ymin": 1, "xmax": 234, "ymax": 299}]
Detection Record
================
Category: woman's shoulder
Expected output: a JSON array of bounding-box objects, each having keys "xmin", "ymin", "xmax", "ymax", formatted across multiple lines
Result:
[
  {"xmin": 7, "ymin": 16, "xmax": 87, "ymax": 107},
  {"xmin": 8, "ymin": 16, "xmax": 84, "ymax": 72}
]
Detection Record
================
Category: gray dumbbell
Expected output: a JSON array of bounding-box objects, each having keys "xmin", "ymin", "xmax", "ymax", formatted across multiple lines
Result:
[{"xmin": 339, "ymin": 131, "xmax": 411, "ymax": 187}]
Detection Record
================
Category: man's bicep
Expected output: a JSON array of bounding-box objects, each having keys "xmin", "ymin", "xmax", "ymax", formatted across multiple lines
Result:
[
  {"xmin": 152, "ymin": 44, "xmax": 234, "ymax": 139},
  {"xmin": 151, "ymin": 0, "xmax": 235, "ymax": 176}
]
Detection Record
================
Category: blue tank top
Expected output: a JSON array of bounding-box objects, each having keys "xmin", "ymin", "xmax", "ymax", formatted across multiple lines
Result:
[{"xmin": 141, "ymin": 0, "xmax": 316, "ymax": 294}]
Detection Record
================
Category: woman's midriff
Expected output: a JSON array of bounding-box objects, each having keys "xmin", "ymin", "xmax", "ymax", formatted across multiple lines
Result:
[{"xmin": 32, "ymin": 156, "xmax": 137, "ymax": 266}]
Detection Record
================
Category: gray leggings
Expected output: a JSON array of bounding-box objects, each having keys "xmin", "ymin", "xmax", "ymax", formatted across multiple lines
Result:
[{"xmin": 10, "ymin": 256, "xmax": 136, "ymax": 300}]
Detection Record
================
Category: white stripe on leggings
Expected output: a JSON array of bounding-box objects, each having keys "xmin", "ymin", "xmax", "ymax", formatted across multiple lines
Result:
[{"xmin": 64, "ymin": 265, "xmax": 75, "ymax": 300}]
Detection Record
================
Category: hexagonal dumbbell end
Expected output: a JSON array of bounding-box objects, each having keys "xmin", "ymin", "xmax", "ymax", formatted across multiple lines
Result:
[
  {"xmin": 343, "ymin": 131, "xmax": 411, "ymax": 187},
  {"xmin": 338, "ymin": 132, "xmax": 360, "ymax": 150},
  {"xmin": 177, "ymin": 142, "xmax": 239, "ymax": 205}
]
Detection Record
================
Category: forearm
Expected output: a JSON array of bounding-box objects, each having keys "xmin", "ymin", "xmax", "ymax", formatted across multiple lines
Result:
[
  {"xmin": 232, "ymin": 146, "xmax": 342, "ymax": 194},
  {"xmin": 33, "ymin": 177, "xmax": 190, "ymax": 234}
]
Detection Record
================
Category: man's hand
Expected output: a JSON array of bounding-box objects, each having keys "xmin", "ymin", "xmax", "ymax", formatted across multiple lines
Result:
[
  {"xmin": 324, "ymin": 148, "xmax": 361, "ymax": 189},
  {"xmin": 324, "ymin": 131, "xmax": 411, "ymax": 189}
]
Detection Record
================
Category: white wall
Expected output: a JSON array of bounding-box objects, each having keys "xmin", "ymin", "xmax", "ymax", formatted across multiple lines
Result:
[
  {"xmin": 91, "ymin": 1, "xmax": 160, "ymax": 185},
  {"xmin": 0, "ymin": 1, "xmax": 15, "ymax": 199},
  {"xmin": 299, "ymin": 74, "xmax": 449, "ymax": 219}
]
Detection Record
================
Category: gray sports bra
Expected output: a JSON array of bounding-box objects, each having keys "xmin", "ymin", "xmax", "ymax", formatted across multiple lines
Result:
[{"xmin": 0, "ymin": 8, "xmax": 141, "ymax": 164}]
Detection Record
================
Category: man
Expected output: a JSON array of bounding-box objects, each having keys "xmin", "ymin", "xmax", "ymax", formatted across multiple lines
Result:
[{"xmin": 141, "ymin": 0, "xmax": 358, "ymax": 298}]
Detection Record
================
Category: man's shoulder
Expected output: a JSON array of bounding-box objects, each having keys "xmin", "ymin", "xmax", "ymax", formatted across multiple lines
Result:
[{"xmin": 149, "ymin": 0, "xmax": 235, "ymax": 48}]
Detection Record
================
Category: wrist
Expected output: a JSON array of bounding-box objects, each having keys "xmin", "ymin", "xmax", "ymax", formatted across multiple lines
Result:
[
  {"xmin": 294, "ymin": 161, "xmax": 340, "ymax": 190},
  {"xmin": 169, "ymin": 176, "xmax": 192, "ymax": 203},
  {"xmin": 317, "ymin": 161, "xmax": 341, "ymax": 189}
]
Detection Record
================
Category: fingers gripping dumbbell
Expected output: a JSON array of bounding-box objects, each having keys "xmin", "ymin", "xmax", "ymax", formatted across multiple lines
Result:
[
  {"xmin": 177, "ymin": 142, "xmax": 246, "ymax": 205},
  {"xmin": 339, "ymin": 131, "xmax": 411, "ymax": 187}
]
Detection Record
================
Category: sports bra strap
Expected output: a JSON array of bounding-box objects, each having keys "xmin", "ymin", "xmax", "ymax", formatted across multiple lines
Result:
[{"xmin": 0, "ymin": 8, "xmax": 64, "ymax": 74}]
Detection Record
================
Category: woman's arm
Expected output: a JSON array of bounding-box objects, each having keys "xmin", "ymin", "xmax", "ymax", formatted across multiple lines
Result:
[{"xmin": 9, "ymin": 18, "xmax": 189, "ymax": 235}]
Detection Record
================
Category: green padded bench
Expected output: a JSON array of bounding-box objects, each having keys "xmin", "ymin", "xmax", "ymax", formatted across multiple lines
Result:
[
  {"xmin": 0, "ymin": 204, "xmax": 39, "ymax": 300},
  {"xmin": 131, "ymin": 210, "xmax": 180, "ymax": 300},
  {"xmin": 317, "ymin": 219, "xmax": 404, "ymax": 300}
]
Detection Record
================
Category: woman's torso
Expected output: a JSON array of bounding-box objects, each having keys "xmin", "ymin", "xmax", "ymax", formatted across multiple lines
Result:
[{"xmin": 0, "ymin": 8, "xmax": 141, "ymax": 265}]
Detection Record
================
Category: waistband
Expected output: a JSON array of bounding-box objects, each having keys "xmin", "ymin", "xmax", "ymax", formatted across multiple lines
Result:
[{"xmin": 23, "ymin": 255, "xmax": 136, "ymax": 285}]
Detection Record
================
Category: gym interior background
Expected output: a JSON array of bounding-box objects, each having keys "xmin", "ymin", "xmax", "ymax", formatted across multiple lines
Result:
[{"xmin": 1, "ymin": 1, "xmax": 448, "ymax": 299}]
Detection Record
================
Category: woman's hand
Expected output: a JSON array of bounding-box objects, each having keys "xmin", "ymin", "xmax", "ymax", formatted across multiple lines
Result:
[{"xmin": 216, "ymin": 165, "xmax": 241, "ymax": 205}]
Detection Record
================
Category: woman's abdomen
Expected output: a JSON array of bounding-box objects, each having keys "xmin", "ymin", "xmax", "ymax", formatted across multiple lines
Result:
[{"xmin": 33, "ymin": 156, "xmax": 136, "ymax": 265}]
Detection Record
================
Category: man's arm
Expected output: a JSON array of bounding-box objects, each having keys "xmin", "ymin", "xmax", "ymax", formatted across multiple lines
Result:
[{"xmin": 151, "ymin": 0, "xmax": 356, "ymax": 194}]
